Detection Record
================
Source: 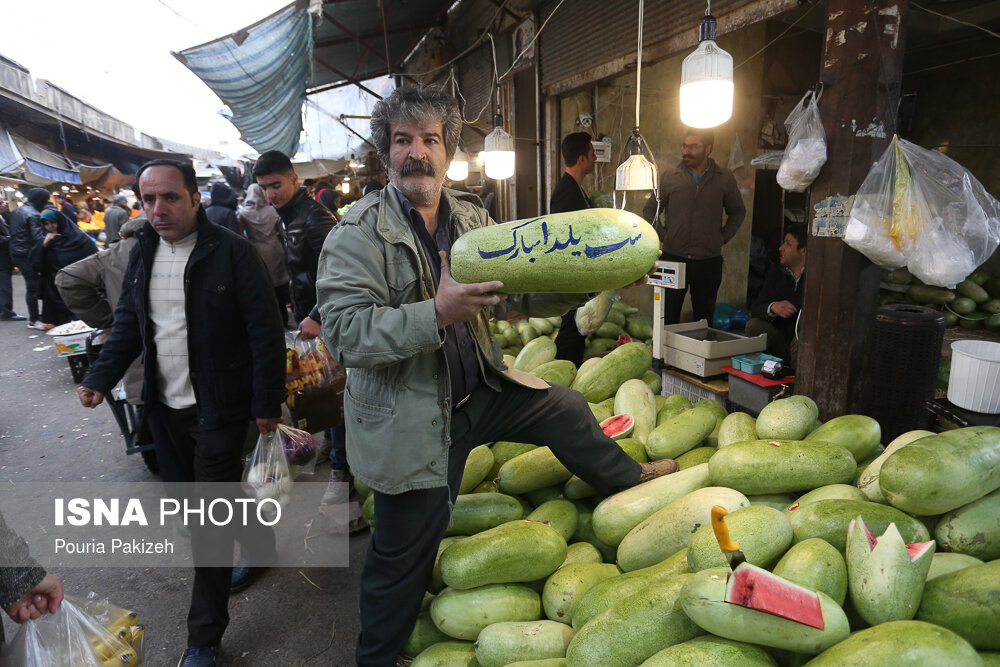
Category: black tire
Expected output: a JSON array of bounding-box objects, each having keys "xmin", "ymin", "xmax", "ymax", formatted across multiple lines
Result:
[{"xmin": 140, "ymin": 448, "xmax": 160, "ymax": 474}]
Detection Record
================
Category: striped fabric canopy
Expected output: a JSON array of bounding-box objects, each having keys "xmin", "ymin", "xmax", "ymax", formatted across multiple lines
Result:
[{"xmin": 174, "ymin": 2, "xmax": 312, "ymax": 156}]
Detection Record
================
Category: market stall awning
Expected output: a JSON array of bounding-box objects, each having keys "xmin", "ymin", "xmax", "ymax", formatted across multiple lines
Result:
[
  {"xmin": 174, "ymin": 0, "xmax": 448, "ymax": 157},
  {"xmin": 7, "ymin": 132, "xmax": 81, "ymax": 185},
  {"xmin": 173, "ymin": 1, "xmax": 313, "ymax": 156}
]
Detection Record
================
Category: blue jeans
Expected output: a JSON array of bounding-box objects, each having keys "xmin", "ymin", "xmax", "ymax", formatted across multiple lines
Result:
[{"xmin": 327, "ymin": 423, "xmax": 348, "ymax": 471}]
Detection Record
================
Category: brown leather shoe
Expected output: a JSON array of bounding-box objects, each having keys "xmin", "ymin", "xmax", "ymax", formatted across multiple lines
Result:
[{"xmin": 637, "ymin": 459, "xmax": 679, "ymax": 484}]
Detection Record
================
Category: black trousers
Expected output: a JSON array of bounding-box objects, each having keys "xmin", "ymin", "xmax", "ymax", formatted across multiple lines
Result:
[
  {"xmin": 156, "ymin": 405, "xmax": 276, "ymax": 648},
  {"xmin": 355, "ymin": 381, "xmax": 642, "ymax": 666},
  {"xmin": 554, "ymin": 309, "xmax": 586, "ymax": 366},
  {"xmin": 0, "ymin": 266, "xmax": 15, "ymax": 317},
  {"xmin": 10, "ymin": 254, "xmax": 39, "ymax": 322},
  {"xmin": 661, "ymin": 253, "xmax": 724, "ymax": 325}
]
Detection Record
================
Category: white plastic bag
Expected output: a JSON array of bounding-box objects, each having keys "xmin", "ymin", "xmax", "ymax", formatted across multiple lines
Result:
[
  {"xmin": 242, "ymin": 428, "xmax": 294, "ymax": 510},
  {"xmin": 0, "ymin": 594, "xmax": 143, "ymax": 667},
  {"xmin": 776, "ymin": 89, "xmax": 827, "ymax": 191},
  {"xmin": 844, "ymin": 136, "xmax": 1000, "ymax": 287}
]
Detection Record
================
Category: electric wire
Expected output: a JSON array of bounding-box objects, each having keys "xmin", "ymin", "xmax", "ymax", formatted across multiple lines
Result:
[
  {"xmin": 911, "ymin": 2, "xmax": 1000, "ymax": 41},
  {"xmin": 398, "ymin": 0, "xmax": 511, "ymax": 79},
  {"xmin": 734, "ymin": 1, "xmax": 820, "ymax": 70}
]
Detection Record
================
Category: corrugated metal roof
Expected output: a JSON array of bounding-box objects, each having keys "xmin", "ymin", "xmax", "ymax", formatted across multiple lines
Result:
[{"xmin": 538, "ymin": 0, "xmax": 764, "ymax": 90}]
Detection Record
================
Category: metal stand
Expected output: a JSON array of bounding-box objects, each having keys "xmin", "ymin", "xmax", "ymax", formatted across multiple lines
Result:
[{"xmin": 646, "ymin": 260, "xmax": 686, "ymax": 371}]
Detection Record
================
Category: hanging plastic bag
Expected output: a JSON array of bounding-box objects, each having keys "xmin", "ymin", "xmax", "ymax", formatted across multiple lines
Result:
[
  {"xmin": 845, "ymin": 136, "xmax": 1000, "ymax": 287},
  {"xmin": 575, "ymin": 290, "xmax": 616, "ymax": 336},
  {"xmin": 284, "ymin": 331, "xmax": 345, "ymax": 434},
  {"xmin": 776, "ymin": 89, "xmax": 827, "ymax": 192},
  {"xmin": 728, "ymin": 132, "xmax": 746, "ymax": 172},
  {"xmin": 0, "ymin": 594, "xmax": 143, "ymax": 667},
  {"xmin": 243, "ymin": 428, "xmax": 294, "ymax": 510},
  {"xmin": 276, "ymin": 423, "xmax": 318, "ymax": 478}
]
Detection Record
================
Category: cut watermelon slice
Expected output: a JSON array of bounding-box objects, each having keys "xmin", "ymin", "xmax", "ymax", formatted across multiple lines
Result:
[
  {"xmin": 724, "ymin": 563, "xmax": 826, "ymax": 630},
  {"xmin": 905, "ymin": 541, "xmax": 934, "ymax": 561},
  {"xmin": 860, "ymin": 520, "xmax": 935, "ymax": 562},
  {"xmin": 600, "ymin": 414, "xmax": 634, "ymax": 440}
]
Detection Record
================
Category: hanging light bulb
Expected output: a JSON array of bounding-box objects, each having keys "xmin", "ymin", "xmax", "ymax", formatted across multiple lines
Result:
[
  {"xmin": 340, "ymin": 181, "xmax": 350, "ymax": 194},
  {"xmin": 482, "ymin": 115, "xmax": 515, "ymax": 180},
  {"xmin": 680, "ymin": 6, "xmax": 734, "ymax": 128},
  {"xmin": 446, "ymin": 148, "xmax": 469, "ymax": 181},
  {"xmin": 616, "ymin": 130, "xmax": 657, "ymax": 191},
  {"xmin": 614, "ymin": 0, "xmax": 658, "ymax": 197},
  {"xmin": 348, "ymin": 154, "xmax": 359, "ymax": 169}
]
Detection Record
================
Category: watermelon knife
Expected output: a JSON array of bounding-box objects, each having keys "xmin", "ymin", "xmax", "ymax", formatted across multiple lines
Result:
[{"xmin": 710, "ymin": 505, "xmax": 825, "ymax": 629}]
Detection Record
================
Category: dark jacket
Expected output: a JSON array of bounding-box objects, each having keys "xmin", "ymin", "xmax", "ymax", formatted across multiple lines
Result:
[
  {"xmin": 642, "ymin": 158, "xmax": 746, "ymax": 259},
  {"xmin": 205, "ymin": 183, "xmax": 240, "ymax": 234},
  {"xmin": 82, "ymin": 210, "xmax": 286, "ymax": 429},
  {"xmin": 750, "ymin": 265, "xmax": 805, "ymax": 340},
  {"xmin": 549, "ymin": 172, "xmax": 592, "ymax": 214},
  {"xmin": 276, "ymin": 188, "xmax": 336, "ymax": 321},
  {"xmin": 0, "ymin": 212, "xmax": 12, "ymax": 272},
  {"xmin": 7, "ymin": 188, "xmax": 50, "ymax": 257}
]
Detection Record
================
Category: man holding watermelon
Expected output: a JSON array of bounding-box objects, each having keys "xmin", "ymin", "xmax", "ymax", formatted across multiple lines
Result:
[{"xmin": 316, "ymin": 85, "xmax": 678, "ymax": 666}]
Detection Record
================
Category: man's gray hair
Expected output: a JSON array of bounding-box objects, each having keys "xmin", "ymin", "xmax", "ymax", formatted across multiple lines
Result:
[{"xmin": 370, "ymin": 85, "xmax": 462, "ymax": 167}]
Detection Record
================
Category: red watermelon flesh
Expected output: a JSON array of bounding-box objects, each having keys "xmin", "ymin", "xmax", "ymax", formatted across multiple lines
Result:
[
  {"xmin": 725, "ymin": 563, "xmax": 826, "ymax": 630},
  {"xmin": 862, "ymin": 521, "xmax": 934, "ymax": 561},
  {"xmin": 600, "ymin": 414, "xmax": 634, "ymax": 440}
]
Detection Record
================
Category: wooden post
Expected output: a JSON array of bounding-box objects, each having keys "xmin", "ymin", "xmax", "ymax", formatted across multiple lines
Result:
[{"xmin": 797, "ymin": 0, "xmax": 909, "ymax": 417}]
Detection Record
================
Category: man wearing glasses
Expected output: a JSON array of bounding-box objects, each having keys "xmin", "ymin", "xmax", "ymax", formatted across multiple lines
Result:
[{"xmin": 643, "ymin": 128, "xmax": 745, "ymax": 325}]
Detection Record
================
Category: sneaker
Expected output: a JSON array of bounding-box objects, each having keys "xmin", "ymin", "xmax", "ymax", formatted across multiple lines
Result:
[
  {"xmin": 0, "ymin": 314, "xmax": 26, "ymax": 321},
  {"xmin": 637, "ymin": 459, "xmax": 679, "ymax": 484},
  {"xmin": 26, "ymin": 321, "xmax": 46, "ymax": 330},
  {"xmin": 321, "ymin": 469, "xmax": 352, "ymax": 506},
  {"xmin": 177, "ymin": 645, "xmax": 219, "ymax": 667}
]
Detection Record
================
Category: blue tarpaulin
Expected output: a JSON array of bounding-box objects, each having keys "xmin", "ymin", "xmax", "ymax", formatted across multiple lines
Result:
[
  {"xmin": 174, "ymin": 2, "xmax": 312, "ymax": 156},
  {"xmin": 24, "ymin": 158, "xmax": 81, "ymax": 184}
]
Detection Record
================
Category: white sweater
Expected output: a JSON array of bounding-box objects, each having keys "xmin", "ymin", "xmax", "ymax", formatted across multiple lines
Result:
[{"xmin": 149, "ymin": 232, "xmax": 197, "ymax": 409}]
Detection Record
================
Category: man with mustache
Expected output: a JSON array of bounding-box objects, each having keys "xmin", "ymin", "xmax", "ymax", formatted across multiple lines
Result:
[
  {"xmin": 643, "ymin": 128, "xmax": 746, "ymax": 325},
  {"xmin": 316, "ymin": 84, "xmax": 679, "ymax": 666}
]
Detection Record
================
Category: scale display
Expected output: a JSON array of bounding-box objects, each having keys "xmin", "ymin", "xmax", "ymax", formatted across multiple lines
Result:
[{"xmin": 646, "ymin": 260, "xmax": 686, "ymax": 290}]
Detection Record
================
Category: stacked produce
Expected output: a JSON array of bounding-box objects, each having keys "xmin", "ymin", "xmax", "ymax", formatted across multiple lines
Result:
[
  {"xmin": 490, "ymin": 299, "xmax": 654, "ymax": 362},
  {"xmin": 354, "ymin": 353, "xmax": 1000, "ymax": 666},
  {"xmin": 881, "ymin": 266, "xmax": 1000, "ymax": 332}
]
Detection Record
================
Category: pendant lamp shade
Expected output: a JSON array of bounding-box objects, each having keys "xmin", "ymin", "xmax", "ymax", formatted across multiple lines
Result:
[
  {"xmin": 483, "ymin": 120, "xmax": 516, "ymax": 180},
  {"xmin": 446, "ymin": 149, "xmax": 469, "ymax": 181},
  {"xmin": 680, "ymin": 15, "xmax": 734, "ymax": 128}
]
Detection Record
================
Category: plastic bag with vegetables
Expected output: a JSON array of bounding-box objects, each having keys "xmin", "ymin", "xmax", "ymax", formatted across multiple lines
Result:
[
  {"xmin": 0, "ymin": 594, "xmax": 143, "ymax": 667},
  {"xmin": 845, "ymin": 135, "xmax": 1000, "ymax": 287},
  {"xmin": 243, "ymin": 428, "xmax": 295, "ymax": 511},
  {"xmin": 575, "ymin": 290, "xmax": 616, "ymax": 336}
]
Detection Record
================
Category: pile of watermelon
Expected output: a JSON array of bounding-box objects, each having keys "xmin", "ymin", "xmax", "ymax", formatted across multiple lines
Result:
[
  {"xmin": 490, "ymin": 299, "xmax": 654, "ymax": 361},
  {"xmin": 352, "ymin": 350, "xmax": 999, "ymax": 666},
  {"xmin": 881, "ymin": 267, "xmax": 1000, "ymax": 332}
]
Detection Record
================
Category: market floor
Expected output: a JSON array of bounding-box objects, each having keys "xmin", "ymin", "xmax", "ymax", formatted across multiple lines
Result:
[{"xmin": 0, "ymin": 275, "xmax": 369, "ymax": 666}]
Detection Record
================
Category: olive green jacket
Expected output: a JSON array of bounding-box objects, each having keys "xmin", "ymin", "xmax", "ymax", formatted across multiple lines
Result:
[{"xmin": 316, "ymin": 184, "xmax": 584, "ymax": 494}]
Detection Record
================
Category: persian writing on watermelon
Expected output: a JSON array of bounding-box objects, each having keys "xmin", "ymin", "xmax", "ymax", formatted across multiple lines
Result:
[{"xmin": 476, "ymin": 217, "xmax": 644, "ymax": 262}]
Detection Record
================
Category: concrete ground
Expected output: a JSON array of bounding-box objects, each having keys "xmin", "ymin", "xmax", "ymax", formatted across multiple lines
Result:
[{"xmin": 0, "ymin": 275, "xmax": 369, "ymax": 666}]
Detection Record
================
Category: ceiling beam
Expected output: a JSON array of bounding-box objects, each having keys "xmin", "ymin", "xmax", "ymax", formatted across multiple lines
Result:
[{"xmin": 314, "ymin": 20, "xmax": 443, "ymax": 50}]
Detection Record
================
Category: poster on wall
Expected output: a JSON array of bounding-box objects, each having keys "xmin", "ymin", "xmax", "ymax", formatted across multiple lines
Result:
[{"xmin": 511, "ymin": 18, "xmax": 536, "ymax": 74}]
